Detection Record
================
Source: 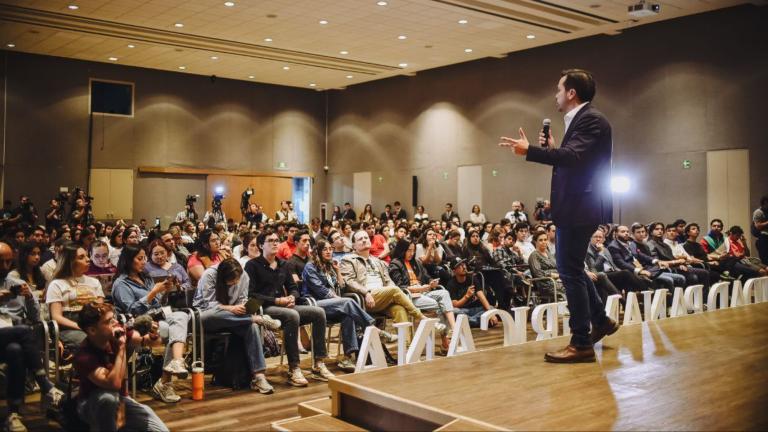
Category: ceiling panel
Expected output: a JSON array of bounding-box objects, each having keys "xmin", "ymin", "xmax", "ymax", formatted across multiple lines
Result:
[{"xmin": 0, "ymin": 0, "xmax": 750, "ymax": 90}]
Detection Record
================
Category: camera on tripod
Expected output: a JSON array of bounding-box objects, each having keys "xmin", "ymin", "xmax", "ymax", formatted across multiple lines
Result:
[
  {"xmin": 185, "ymin": 194, "xmax": 198, "ymax": 206},
  {"xmin": 240, "ymin": 188, "xmax": 254, "ymax": 215},
  {"xmin": 212, "ymin": 189, "xmax": 225, "ymax": 211}
]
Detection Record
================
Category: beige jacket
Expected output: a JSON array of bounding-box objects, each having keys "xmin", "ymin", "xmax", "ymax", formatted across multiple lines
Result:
[{"xmin": 339, "ymin": 253, "xmax": 396, "ymax": 296}]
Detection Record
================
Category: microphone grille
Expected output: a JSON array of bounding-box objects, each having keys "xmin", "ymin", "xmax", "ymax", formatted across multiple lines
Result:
[{"xmin": 543, "ymin": 118, "xmax": 551, "ymax": 126}]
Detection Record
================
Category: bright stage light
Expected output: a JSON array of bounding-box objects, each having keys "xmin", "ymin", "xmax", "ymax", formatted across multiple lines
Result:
[
  {"xmin": 611, "ymin": 176, "xmax": 631, "ymax": 194},
  {"xmin": 214, "ymin": 186, "xmax": 224, "ymax": 194}
]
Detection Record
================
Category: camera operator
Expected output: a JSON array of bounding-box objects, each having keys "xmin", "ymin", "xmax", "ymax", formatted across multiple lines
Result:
[
  {"xmin": 203, "ymin": 195, "xmax": 227, "ymax": 231},
  {"xmin": 503, "ymin": 201, "xmax": 529, "ymax": 225},
  {"xmin": 534, "ymin": 199, "xmax": 553, "ymax": 224},
  {"xmin": 14, "ymin": 196, "xmax": 39, "ymax": 228},
  {"xmin": 175, "ymin": 196, "xmax": 199, "ymax": 223},
  {"xmin": 244, "ymin": 203, "xmax": 263, "ymax": 225},
  {"xmin": 45, "ymin": 198, "xmax": 64, "ymax": 232},
  {"xmin": 0, "ymin": 242, "xmax": 64, "ymax": 432},
  {"xmin": 74, "ymin": 302, "xmax": 168, "ymax": 431}
]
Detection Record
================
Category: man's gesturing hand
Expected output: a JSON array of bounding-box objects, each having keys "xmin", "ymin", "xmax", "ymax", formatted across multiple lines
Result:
[{"xmin": 499, "ymin": 128, "xmax": 530, "ymax": 156}]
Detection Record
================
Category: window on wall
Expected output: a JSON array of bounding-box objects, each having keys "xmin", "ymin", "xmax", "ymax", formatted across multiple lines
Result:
[{"xmin": 90, "ymin": 79, "xmax": 134, "ymax": 117}]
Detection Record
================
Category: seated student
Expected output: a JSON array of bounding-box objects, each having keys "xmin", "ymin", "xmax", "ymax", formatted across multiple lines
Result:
[
  {"xmin": 462, "ymin": 229, "xmax": 513, "ymax": 311},
  {"xmin": 413, "ymin": 205, "xmax": 428, "ymax": 223},
  {"xmin": 388, "ymin": 239, "xmax": 453, "ymax": 349},
  {"xmin": 276, "ymin": 224, "xmax": 298, "ymax": 260},
  {"xmin": 8, "ymin": 241, "xmax": 46, "ymax": 301},
  {"xmin": 46, "ymin": 243, "xmax": 105, "ymax": 353},
  {"xmin": 445, "ymin": 257, "xmax": 497, "ymax": 328},
  {"xmin": 187, "ymin": 229, "xmax": 230, "ymax": 287},
  {"xmin": 1, "ymin": 241, "xmax": 63, "ymax": 432},
  {"xmin": 609, "ymin": 225, "xmax": 685, "ymax": 290},
  {"xmin": 441, "ymin": 229, "xmax": 464, "ymax": 262},
  {"xmin": 329, "ymin": 230, "xmax": 348, "ymax": 263},
  {"xmin": 415, "ymin": 227, "xmax": 444, "ymax": 279},
  {"xmin": 193, "ymin": 258, "xmax": 279, "ymax": 394},
  {"xmin": 528, "ymin": 231, "xmax": 564, "ymax": 302},
  {"xmin": 647, "ymin": 222, "xmax": 713, "ymax": 289},
  {"xmin": 144, "ymin": 240, "xmax": 193, "ymax": 308},
  {"xmin": 364, "ymin": 223, "xmax": 389, "ymax": 261},
  {"xmin": 302, "ymin": 239, "xmax": 379, "ymax": 372},
  {"xmin": 41, "ymin": 237, "xmax": 69, "ymax": 282},
  {"xmin": 159, "ymin": 230, "xmax": 187, "ymax": 269},
  {"xmin": 107, "ymin": 227, "xmax": 125, "ymax": 267},
  {"xmin": 492, "ymin": 231, "xmax": 529, "ymax": 306},
  {"xmin": 726, "ymin": 226, "xmax": 767, "ymax": 276},
  {"xmin": 586, "ymin": 229, "xmax": 650, "ymax": 295},
  {"xmin": 237, "ymin": 232, "xmax": 260, "ymax": 268},
  {"xmin": 86, "ymin": 240, "xmax": 117, "ymax": 297},
  {"xmin": 512, "ymin": 223, "xmax": 535, "ymax": 262},
  {"xmin": 74, "ymin": 302, "xmax": 169, "ymax": 432},
  {"xmin": 245, "ymin": 230, "xmax": 333, "ymax": 387},
  {"xmin": 111, "ymin": 245, "xmax": 191, "ymax": 404}
]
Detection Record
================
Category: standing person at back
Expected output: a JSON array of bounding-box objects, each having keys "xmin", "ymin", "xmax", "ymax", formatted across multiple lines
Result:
[{"xmin": 499, "ymin": 69, "xmax": 618, "ymax": 363}]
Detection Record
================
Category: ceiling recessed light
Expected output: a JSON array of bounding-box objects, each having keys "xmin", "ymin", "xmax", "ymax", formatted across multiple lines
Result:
[
  {"xmin": 178, "ymin": 66, "xmax": 186, "ymax": 70},
  {"xmin": 398, "ymin": 35, "xmax": 407, "ymax": 40},
  {"xmin": 248, "ymin": 75, "xmax": 255, "ymax": 79},
  {"xmin": 68, "ymin": 5, "xmax": 79, "ymax": 10},
  {"xmin": 464, "ymin": 48, "xmax": 473, "ymax": 53},
  {"xmin": 264, "ymin": 37, "xmax": 273, "ymax": 42},
  {"xmin": 174, "ymin": 23, "xmax": 184, "ymax": 28},
  {"xmin": 398, "ymin": 63, "xmax": 408, "ymax": 68},
  {"xmin": 346, "ymin": 75, "xmax": 354, "ymax": 79},
  {"xmin": 108, "ymin": 57, "xmax": 118, "ymax": 61},
  {"xmin": 526, "ymin": 34, "xmax": 535, "ymax": 39},
  {"xmin": 282, "ymin": 66, "xmax": 290, "ymax": 70},
  {"xmin": 224, "ymin": 1, "xmax": 235, "ymax": 6},
  {"xmin": 210, "ymin": 56, "xmax": 219, "ymax": 60},
  {"xmin": 458, "ymin": 19, "xmax": 468, "ymax": 24},
  {"xmin": 127, "ymin": 44, "xmax": 135, "ymax": 48},
  {"xmin": 6, "ymin": 43, "xmax": 15, "ymax": 48},
  {"xmin": 319, "ymin": 20, "xmax": 328, "ymax": 25},
  {"xmin": 377, "ymin": 1, "xmax": 388, "ymax": 5},
  {"xmin": 309, "ymin": 83, "xmax": 317, "ymax": 87},
  {"xmin": 339, "ymin": 50, "xmax": 349, "ymax": 55}
]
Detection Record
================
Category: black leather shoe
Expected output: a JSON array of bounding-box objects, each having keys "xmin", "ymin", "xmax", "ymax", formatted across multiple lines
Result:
[{"xmin": 590, "ymin": 318, "xmax": 620, "ymax": 344}]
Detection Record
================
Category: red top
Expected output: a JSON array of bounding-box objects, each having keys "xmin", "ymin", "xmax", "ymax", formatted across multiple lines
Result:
[
  {"xmin": 370, "ymin": 234, "xmax": 387, "ymax": 258},
  {"xmin": 276, "ymin": 240, "xmax": 297, "ymax": 260}
]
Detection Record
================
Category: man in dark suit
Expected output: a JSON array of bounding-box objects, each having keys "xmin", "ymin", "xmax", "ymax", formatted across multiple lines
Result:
[
  {"xmin": 440, "ymin": 203, "xmax": 460, "ymax": 223},
  {"xmin": 499, "ymin": 69, "xmax": 618, "ymax": 363}
]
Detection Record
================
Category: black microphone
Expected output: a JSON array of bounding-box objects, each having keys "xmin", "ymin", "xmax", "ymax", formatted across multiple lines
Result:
[{"xmin": 541, "ymin": 119, "xmax": 551, "ymax": 148}]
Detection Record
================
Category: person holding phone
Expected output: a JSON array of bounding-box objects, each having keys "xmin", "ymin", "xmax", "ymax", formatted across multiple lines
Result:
[
  {"xmin": 144, "ymin": 240, "xmax": 192, "ymax": 308},
  {"xmin": 388, "ymin": 239, "xmax": 455, "ymax": 350},
  {"xmin": 111, "ymin": 245, "xmax": 191, "ymax": 404}
]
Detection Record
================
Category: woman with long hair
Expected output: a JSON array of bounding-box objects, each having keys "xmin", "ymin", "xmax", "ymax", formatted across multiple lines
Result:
[
  {"xmin": 111, "ymin": 245, "xmax": 191, "ymax": 404},
  {"xmin": 237, "ymin": 232, "xmax": 260, "ymax": 268},
  {"xmin": 45, "ymin": 243, "xmax": 104, "ymax": 351},
  {"xmin": 9, "ymin": 241, "xmax": 46, "ymax": 297},
  {"xmin": 144, "ymin": 239, "xmax": 193, "ymax": 308},
  {"xmin": 187, "ymin": 229, "xmax": 230, "ymax": 285},
  {"xmin": 193, "ymin": 258, "xmax": 279, "ymax": 394},
  {"xmin": 413, "ymin": 205, "xmax": 429, "ymax": 223},
  {"xmin": 359, "ymin": 204, "xmax": 374, "ymax": 223},
  {"xmin": 469, "ymin": 204, "xmax": 486, "ymax": 225},
  {"xmin": 302, "ymin": 239, "xmax": 377, "ymax": 371},
  {"xmin": 107, "ymin": 226, "xmax": 124, "ymax": 266},
  {"xmin": 463, "ymin": 229, "xmax": 514, "ymax": 311},
  {"xmin": 389, "ymin": 238, "xmax": 455, "ymax": 349}
]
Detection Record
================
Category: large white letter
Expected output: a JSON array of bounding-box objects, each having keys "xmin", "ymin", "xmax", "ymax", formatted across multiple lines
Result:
[
  {"xmin": 604, "ymin": 294, "xmax": 622, "ymax": 322},
  {"xmin": 648, "ymin": 288, "xmax": 668, "ymax": 321},
  {"xmin": 730, "ymin": 279, "xmax": 745, "ymax": 307},
  {"xmin": 707, "ymin": 281, "xmax": 730, "ymax": 311},
  {"xmin": 447, "ymin": 314, "xmax": 476, "ymax": 357},
  {"xmin": 404, "ymin": 318, "xmax": 437, "ymax": 364},
  {"xmin": 531, "ymin": 303, "xmax": 559, "ymax": 340},
  {"xmin": 355, "ymin": 326, "xmax": 388, "ymax": 373},
  {"xmin": 669, "ymin": 287, "xmax": 687, "ymax": 318},
  {"xmin": 623, "ymin": 292, "xmax": 643, "ymax": 325},
  {"xmin": 684, "ymin": 284, "xmax": 704, "ymax": 313},
  {"xmin": 480, "ymin": 308, "xmax": 528, "ymax": 346}
]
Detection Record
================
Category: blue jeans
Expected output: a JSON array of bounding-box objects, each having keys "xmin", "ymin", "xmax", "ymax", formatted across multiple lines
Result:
[
  {"xmin": 654, "ymin": 272, "xmax": 686, "ymax": 289},
  {"xmin": 158, "ymin": 310, "xmax": 190, "ymax": 368},
  {"xmin": 316, "ymin": 297, "xmax": 375, "ymax": 355},
  {"xmin": 454, "ymin": 306, "xmax": 486, "ymax": 328},
  {"xmin": 556, "ymin": 226, "xmax": 608, "ymax": 347},
  {"xmin": 78, "ymin": 388, "xmax": 168, "ymax": 432},
  {"xmin": 263, "ymin": 305, "xmax": 327, "ymax": 367},
  {"xmin": 199, "ymin": 307, "xmax": 266, "ymax": 373}
]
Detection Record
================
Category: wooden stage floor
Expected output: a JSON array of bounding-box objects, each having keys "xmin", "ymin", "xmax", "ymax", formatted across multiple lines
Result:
[{"xmin": 330, "ymin": 302, "xmax": 768, "ymax": 431}]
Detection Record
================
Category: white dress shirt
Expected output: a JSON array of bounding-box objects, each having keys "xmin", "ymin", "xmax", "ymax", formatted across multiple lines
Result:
[{"xmin": 564, "ymin": 102, "xmax": 589, "ymax": 133}]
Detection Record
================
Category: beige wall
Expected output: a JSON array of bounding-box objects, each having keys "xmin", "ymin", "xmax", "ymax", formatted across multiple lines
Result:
[
  {"xmin": 326, "ymin": 5, "xmax": 768, "ymax": 228},
  {"xmin": 0, "ymin": 51, "xmax": 326, "ymax": 223}
]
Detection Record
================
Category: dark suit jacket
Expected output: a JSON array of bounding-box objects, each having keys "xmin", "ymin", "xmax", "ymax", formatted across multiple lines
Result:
[
  {"xmin": 441, "ymin": 211, "xmax": 460, "ymax": 223},
  {"xmin": 585, "ymin": 243, "xmax": 617, "ymax": 272},
  {"xmin": 526, "ymin": 103, "xmax": 613, "ymax": 227},
  {"xmin": 608, "ymin": 240, "xmax": 661, "ymax": 278}
]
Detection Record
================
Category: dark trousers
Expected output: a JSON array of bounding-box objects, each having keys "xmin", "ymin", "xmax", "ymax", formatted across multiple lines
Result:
[
  {"xmin": 0, "ymin": 326, "xmax": 43, "ymax": 412},
  {"xmin": 605, "ymin": 269, "xmax": 651, "ymax": 292},
  {"xmin": 263, "ymin": 305, "xmax": 327, "ymax": 367},
  {"xmin": 757, "ymin": 234, "xmax": 768, "ymax": 265},
  {"xmin": 556, "ymin": 226, "xmax": 609, "ymax": 347}
]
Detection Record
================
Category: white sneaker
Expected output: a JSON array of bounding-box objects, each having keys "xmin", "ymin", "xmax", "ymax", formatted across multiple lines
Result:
[
  {"xmin": 379, "ymin": 330, "xmax": 398, "ymax": 344},
  {"xmin": 287, "ymin": 367, "xmax": 308, "ymax": 387},
  {"xmin": 250, "ymin": 375, "xmax": 274, "ymax": 394},
  {"xmin": 163, "ymin": 358, "xmax": 189, "ymax": 379},
  {"xmin": 336, "ymin": 357, "xmax": 356, "ymax": 372},
  {"xmin": 311, "ymin": 363, "xmax": 335, "ymax": 382},
  {"xmin": 434, "ymin": 322, "xmax": 447, "ymax": 335},
  {"xmin": 41, "ymin": 387, "xmax": 65, "ymax": 412},
  {"xmin": 259, "ymin": 314, "xmax": 282, "ymax": 331},
  {"xmin": 152, "ymin": 379, "xmax": 181, "ymax": 403},
  {"xmin": 4, "ymin": 413, "xmax": 27, "ymax": 432}
]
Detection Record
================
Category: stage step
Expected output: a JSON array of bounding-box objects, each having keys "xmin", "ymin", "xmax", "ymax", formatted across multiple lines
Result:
[
  {"xmin": 436, "ymin": 418, "xmax": 503, "ymax": 431},
  {"xmin": 297, "ymin": 397, "xmax": 332, "ymax": 417},
  {"xmin": 271, "ymin": 414, "xmax": 365, "ymax": 432}
]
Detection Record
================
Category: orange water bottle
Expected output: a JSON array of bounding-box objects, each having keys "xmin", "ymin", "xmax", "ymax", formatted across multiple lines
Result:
[{"xmin": 191, "ymin": 361, "xmax": 204, "ymax": 401}]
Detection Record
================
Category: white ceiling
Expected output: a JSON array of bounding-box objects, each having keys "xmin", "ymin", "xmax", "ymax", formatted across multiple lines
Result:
[{"xmin": 0, "ymin": 0, "xmax": 749, "ymax": 90}]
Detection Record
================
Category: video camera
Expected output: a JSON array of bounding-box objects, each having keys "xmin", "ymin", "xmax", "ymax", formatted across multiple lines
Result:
[
  {"xmin": 240, "ymin": 188, "xmax": 254, "ymax": 215},
  {"xmin": 185, "ymin": 194, "xmax": 198, "ymax": 206},
  {"xmin": 212, "ymin": 191, "xmax": 225, "ymax": 211}
]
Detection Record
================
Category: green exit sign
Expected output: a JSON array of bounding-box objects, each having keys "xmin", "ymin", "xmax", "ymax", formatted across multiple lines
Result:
[
  {"xmin": 378, "ymin": 176, "xmax": 383, "ymax": 183},
  {"xmin": 277, "ymin": 161, "xmax": 287, "ymax": 169},
  {"xmin": 682, "ymin": 160, "xmax": 692, "ymax": 169},
  {"xmin": 492, "ymin": 169, "xmax": 498, "ymax": 177},
  {"xmin": 442, "ymin": 172, "xmax": 449, "ymax": 180}
]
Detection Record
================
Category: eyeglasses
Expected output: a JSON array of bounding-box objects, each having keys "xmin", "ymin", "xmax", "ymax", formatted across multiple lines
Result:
[{"xmin": 265, "ymin": 238, "xmax": 280, "ymax": 243}]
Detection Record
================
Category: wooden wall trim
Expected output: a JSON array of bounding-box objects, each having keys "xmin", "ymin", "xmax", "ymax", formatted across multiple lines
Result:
[{"xmin": 138, "ymin": 166, "xmax": 314, "ymax": 179}]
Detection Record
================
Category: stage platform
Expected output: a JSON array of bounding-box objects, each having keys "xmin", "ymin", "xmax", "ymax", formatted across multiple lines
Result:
[{"xmin": 321, "ymin": 302, "xmax": 768, "ymax": 431}]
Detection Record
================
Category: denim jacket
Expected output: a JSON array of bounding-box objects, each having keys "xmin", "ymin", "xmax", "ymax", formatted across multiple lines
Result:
[{"xmin": 111, "ymin": 273, "xmax": 161, "ymax": 316}]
